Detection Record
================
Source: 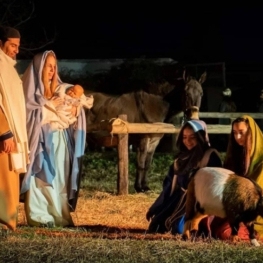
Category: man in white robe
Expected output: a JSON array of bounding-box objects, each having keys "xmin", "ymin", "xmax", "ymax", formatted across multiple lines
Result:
[{"xmin": 0, "ymin": 26, "xmax": 29, "ymax": 233}]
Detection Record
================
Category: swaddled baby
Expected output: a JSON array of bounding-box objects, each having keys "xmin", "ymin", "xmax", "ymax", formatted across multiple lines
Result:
[{"xmin": 51, "ymin": 84, "xmax": 94, "ymax": 129}]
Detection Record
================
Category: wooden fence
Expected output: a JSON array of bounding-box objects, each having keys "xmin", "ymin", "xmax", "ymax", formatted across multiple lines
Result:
[
  {"xmin": 170, "ymin": 112, "xmax": 263, "ymax": 134},
  {"xmin": 87, "ymin": 112, "xmax": 263, "ymax": 135},
  {"xmin": 87, "ymin": 112, "xmax": 263, "ymax": 194}
]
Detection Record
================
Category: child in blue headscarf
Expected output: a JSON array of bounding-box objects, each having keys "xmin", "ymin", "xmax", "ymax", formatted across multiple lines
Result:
[{"xmin": 146, "ymin": 119, "xmax": 222, "ymax": 235}]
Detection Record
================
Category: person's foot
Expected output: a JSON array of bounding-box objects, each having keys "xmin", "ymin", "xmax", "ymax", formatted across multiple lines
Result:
[
  {"xmin": 40, "ymin": 221, "xmax": 54, "ymax": 228},
  {"xmin": 46, "ymin": 221, "xmax": 54, "ymax": 228}
]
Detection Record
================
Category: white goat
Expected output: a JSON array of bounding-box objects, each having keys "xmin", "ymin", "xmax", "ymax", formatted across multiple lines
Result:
[{"xmin": 183, "ymin": 167, "xmax": 263, "ymax": 246}]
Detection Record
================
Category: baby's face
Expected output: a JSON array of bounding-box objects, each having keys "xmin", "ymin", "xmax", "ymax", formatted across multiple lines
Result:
[{"xmin": 66, "ymin": 86, "xmax": 83, "ymax": 98}]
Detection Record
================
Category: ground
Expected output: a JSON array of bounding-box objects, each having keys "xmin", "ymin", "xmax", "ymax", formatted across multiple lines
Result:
[{"xmin": 16, "ymin": 191, "xmax": 182, "ymax": 240}]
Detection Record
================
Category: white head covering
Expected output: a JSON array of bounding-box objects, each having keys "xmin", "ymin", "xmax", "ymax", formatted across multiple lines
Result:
[
  {"xmin": 222, "ymin": 88, "xmax": 231, "ymax": 97},
  {"xmin": 187, "ymin": 119, "xmax": 210, "ymax": 144}
]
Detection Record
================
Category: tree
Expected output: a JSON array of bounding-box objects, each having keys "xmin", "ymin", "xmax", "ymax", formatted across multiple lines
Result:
[{"xmin": 0, "ymin": 0, "xmax": 56, "ymax": 58}]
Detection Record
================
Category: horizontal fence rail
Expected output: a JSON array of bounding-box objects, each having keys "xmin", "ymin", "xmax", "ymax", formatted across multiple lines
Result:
[
  {"xmin": 86, "ymin": 112, "xmax": 263, "ymax": 135},
  {"xmin": 173, "ymin": 112, "xmax": 263, "ymax": 119},
  {"xmin": 170, "ymin": 112, "xmax": 263, "ymax": 134}
]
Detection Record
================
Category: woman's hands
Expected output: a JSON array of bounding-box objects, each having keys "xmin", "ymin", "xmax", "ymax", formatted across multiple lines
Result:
[
  {"xmin": 146, "ymin": 210, "xmax": 153, "ymax": 221},
  {"xmin": 50, "ymin": 96, "xmax": 78, "ymax": 116},
  {"xmin": 70, "ymin": 106, "xmax": 77, "ymax": 116}
]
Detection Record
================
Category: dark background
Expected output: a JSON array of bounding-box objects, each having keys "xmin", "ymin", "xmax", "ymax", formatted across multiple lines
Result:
[
  {"xmin": 7, "ymin": 1, "xmax": 263, "ymax": 151},
  {"xmin": 27, "ymin": 2, "xmax": 263, "ymax": 64},
  {"xmin": 9, "ymin": 1, "xmax": 263, "ymax": 111}
]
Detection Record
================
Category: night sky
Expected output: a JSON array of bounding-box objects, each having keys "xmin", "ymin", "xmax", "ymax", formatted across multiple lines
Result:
[{"xmin": 21, "ymin": 2, "xmax": 263, "ymax": 64}]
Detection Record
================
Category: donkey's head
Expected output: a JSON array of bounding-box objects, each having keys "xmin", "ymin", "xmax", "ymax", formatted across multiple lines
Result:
[
  {"xmin": 182, "ymin": 71, "xmax": 207, "ymax": 113},
  {"xmin": 154, "ymin": 70, "xmax": 207, "ymax": 123},
  {"xmin": 178, "ymin": 71, "xmax": 207, "ymax": 125}
]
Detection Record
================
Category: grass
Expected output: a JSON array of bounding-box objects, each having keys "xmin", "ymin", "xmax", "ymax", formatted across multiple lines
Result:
[
  {"xmin": 2, "ymin": 151, "xmax": 262, "ymax": 263},
  {"xmin": 81, "ymin": 151, "xmax": 175, "ymax": 194}
]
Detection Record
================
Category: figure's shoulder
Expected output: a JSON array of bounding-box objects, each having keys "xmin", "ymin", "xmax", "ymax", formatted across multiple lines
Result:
[
  {"xmin": 206, "ymin": 147, "xmax": 220, "ymax": 156},
  {"xmin": 200, "ymin": 148, "xmax": 221, "ymax": 168},
  {"xmin": 0, "ymin": 58, "xmax": 8, "ymax": 73}
]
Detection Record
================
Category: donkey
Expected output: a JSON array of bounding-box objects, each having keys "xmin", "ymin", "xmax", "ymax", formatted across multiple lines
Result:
[{"xmin": 85, "ymin": 71, "xmax": 207, "ymax": 193}]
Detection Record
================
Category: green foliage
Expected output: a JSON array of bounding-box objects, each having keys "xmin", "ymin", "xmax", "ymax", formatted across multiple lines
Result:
[
  {"xmin": 81, "ymin": 151, "xmax": 226, "ymax": 194},
  {"xmin": 81, "ymin": 152, "xmax": 175, "ymax": 194},
  {"xmin": 81, "ymin": 151, "xmax": 226, "ymax": 195},
  {"xmin": 81, "ymin": 151, "xmax": 120, "ymax": 194},
  {"xmin": 59, "ymin": 68, "xmax": 96, "ymax": 89},
  {"xmin": 59, "ymin": 58, "xmax": 181, "ymax": 94},
  {"xmin": 87, "ymin": 58, "xmax": 167, "ymax": 94},
  {"xmin": 145, "ymin": 153, "xmax": 175, "ymax": 191}
]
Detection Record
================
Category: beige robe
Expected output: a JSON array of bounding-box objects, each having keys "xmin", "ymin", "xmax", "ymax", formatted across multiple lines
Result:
[{"xmin": 0, "ymin": 49, "xmax": 29, "ymax": 230}]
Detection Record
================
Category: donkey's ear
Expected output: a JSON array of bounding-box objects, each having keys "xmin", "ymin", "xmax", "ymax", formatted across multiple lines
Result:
[{"xmin": 199, "ymin": 71, "xmax": 207, "ymax": 84}]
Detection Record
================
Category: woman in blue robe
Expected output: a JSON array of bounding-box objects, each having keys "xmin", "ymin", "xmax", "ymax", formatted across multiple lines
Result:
[{"xmin": 21, "ymin": 51, "xmax": 86, "ymax": 227}]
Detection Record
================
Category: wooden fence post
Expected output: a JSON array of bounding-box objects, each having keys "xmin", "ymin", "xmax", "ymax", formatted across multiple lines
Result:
[{"xmin": 117, "ymin": 114, "xmax": 129, "ymax": 195}]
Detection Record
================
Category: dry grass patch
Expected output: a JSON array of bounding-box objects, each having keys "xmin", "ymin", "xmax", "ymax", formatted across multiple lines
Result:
[
  {"xmin": 4, "ymin": 152, "xmax": 263, "ymax": 262},
  {"xmin": 4, "ymin": 189, "xmax": 263, "ymax": 263},
  {"xmin": 17, "ymin": 190, "xmax": 179, "ymax": 240},
  {"xmin": 18, "ymin": 190, "xmax": 156, "ymax": 230},
  {"xmin": 73, "ymin": 191, "xmax": 155, "ymax": 229}
]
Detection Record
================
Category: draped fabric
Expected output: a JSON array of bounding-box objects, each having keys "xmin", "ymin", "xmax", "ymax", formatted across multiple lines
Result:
[
  {"xmin": 224, "ymin": 115, "xmax": 263, "ymax": 238},
  {"xmin": 21, "ymin": 51, "xmax": 60, "ymax": 193},
  {"xmin": 21, "ymin": 50, "xmax": 86, "ymax": 226},
  {"xmin": 0, "ymin": 49, "xmax": 29, "ymax": 230},
  {"xmin": 146, "ymin": 120, "xmax": 222, "ymax": 234},
  {"xmin": 0, "ymin": 49, "xmax": 29, "ymax": 172}
]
